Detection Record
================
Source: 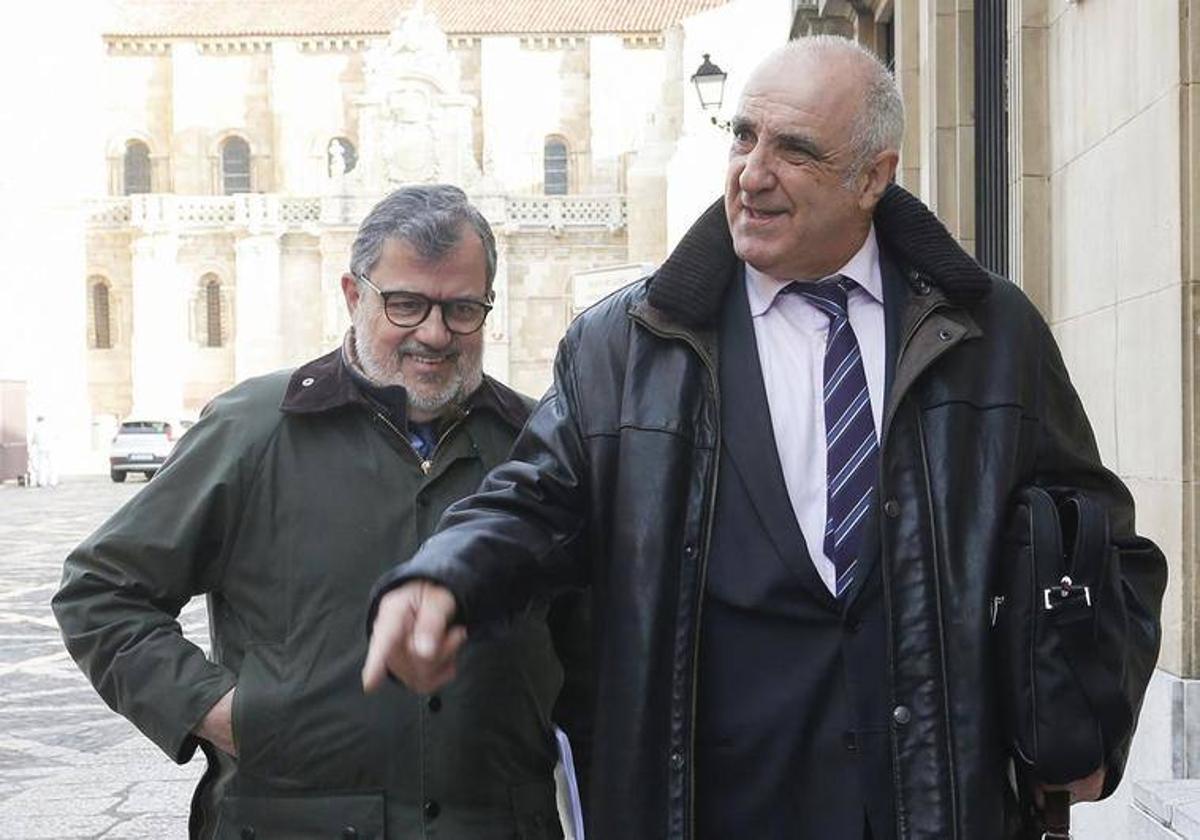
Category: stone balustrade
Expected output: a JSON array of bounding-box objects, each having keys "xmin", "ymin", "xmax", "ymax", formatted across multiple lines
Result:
[{"xmin": 87, "ymin": 193, "xmax": 627, "ymax": 233}]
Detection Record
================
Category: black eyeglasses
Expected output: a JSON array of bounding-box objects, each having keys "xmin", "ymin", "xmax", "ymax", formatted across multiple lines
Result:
[{"xmin": 357, "ymin": 274, "xmax": 493, "ymax": 335}]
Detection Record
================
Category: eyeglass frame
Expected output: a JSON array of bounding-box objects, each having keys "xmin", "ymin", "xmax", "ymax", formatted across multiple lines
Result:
[{"xmin": 356, "ymin": 273, "xmax": 494, "ymax": 335}]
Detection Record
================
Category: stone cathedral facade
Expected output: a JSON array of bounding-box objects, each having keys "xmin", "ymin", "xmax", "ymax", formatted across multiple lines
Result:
[{"xmin": 85, "ymin": 0, "xmax": 729, "ymax": 425}]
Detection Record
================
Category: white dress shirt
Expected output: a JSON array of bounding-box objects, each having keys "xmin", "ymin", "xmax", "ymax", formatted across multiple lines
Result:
[{"xmin": 744, "ymin": 227, "xmax": 886, "ymax": 594}]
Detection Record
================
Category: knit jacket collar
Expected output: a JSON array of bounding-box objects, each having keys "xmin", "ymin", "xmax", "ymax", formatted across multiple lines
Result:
[{"xmin": 645, "ymin": 184, "xmax": 992, "ymax": 329}]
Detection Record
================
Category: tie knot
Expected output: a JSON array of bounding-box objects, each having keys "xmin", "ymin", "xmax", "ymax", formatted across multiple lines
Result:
[{"xmin": 786, "ymin": 276, "xmax": 854, "ymax": 320}]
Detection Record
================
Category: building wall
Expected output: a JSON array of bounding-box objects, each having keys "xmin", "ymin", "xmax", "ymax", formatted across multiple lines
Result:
[
  {"xmin": 85, "ymin": 231, "xmax": 136, "ymax": 420},
  {"xmin": 87, "ymin": 16, "xmax": 668, "ymax": 434},
  {"xmin": 503, "ymin": 228, "xmax": 629, "ymax": 397},
  {"xmin": 1045, "ymin": 0, "xmax": 1185, "ymax": 671},
  {"xmin": 891, "ymin": 0, "xmax": 1198, "ymax": 833},
  {"xmin": 478, "ymin": 37, "xmax": 594, "ymax": 194},
  {"xmin": 269, "ymin": 45, "xmax": 365, "ymax": 195},
  {"xmin": 1033, "ymin": 6, "xmax": 1190, "ymax": 836}
]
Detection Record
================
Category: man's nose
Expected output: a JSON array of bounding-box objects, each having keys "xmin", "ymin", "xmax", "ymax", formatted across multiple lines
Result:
[
  {"xmin": 414, "ymin": 305, "xmax": 454, "ymax": 348},
  {"xmin": 738, "ymin": 146, "xmax": 776, "ymax": 193}
]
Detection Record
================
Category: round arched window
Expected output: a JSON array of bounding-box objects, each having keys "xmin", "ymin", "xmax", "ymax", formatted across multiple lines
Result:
[
  {"xmin": 544, "ymin": 138, "xmax": 568, "ymax": 195},
  {"xmin": 123, "ymin": 140, "xmax": 151, "ymax": 195},
  {"xmin": 221, "ymin": 137, "xmax": 251, "ymax": 195}
]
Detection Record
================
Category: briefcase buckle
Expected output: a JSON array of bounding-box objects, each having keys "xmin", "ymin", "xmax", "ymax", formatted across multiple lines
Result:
[{"xmin": 1043, "ymin": 575, "xmax": 1091, "ymax": 611}]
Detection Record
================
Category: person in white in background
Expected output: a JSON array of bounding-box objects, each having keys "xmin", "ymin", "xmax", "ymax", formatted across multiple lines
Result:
[{"xmin": 29, "ymin": 415, "xmax": 58, "ymax": 488}]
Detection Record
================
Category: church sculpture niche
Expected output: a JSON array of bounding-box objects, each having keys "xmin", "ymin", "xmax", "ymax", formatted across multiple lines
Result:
[{"xmin": 354, "ymin": 5, "xmax": 481, "ymax": 191}]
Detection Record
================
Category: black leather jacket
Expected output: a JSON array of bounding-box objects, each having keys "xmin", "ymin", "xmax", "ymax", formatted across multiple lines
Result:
[{"xmin": 375, "ymin": 186, "xmax": 1166, "ymax": 839}]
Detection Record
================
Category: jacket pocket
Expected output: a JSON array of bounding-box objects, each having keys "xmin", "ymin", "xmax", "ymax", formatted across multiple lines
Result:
[
  {"xmin": 510, "ymin": 780, "xmax": 564, "ymax": 840},
  {"xmin": 214, "ymin": 791, "xmax": 386, "ymax": 839},
  {"xmin": 230, "ymin": 646, "xmax": 277, "ymax": 777}
]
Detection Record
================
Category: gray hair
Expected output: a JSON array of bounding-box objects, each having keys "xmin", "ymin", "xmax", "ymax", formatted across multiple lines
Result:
[
  {"xmin": 780, "ymin": 36, "xmax": 905, "ymax": 184},
  {"xmin": 349, "ymin": 184, "xmax": 497, "ymax": 294}
]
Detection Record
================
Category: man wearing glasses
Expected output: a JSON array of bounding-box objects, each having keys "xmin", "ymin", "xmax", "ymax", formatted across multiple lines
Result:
[{"xmin": 54, "ymin": 185, "xmax": 582, "ymax": 839}]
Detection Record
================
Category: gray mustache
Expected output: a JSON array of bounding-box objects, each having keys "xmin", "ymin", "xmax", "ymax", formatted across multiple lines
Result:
[{"xmin": 397, "ymin": 342, "xmax": 458, "ymax": 361}]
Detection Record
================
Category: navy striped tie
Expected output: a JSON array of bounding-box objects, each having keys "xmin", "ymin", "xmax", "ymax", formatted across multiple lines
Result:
[{"xmin": 787, "ymin": 277, "xmax": 879, "ymax": 597}]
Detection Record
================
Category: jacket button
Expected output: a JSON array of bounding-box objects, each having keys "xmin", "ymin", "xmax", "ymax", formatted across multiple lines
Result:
[
  {"xmin": 938, "ymin": 328, "xmax": 953, "ymax": 342},
  {"xmin": 683, "ymin": 543, "xmax": 696, "ymax": 558},
  {"xmin": 428, "ymin": 694, "xmax": 442, "ymax": 712},
  {"xmin": 883, "ymin": 499, "xmax": 900, "ymax": 518},
  {"xmin": 842, "ymin": 730, "xmax": 859, "ymax": 752},
  {"xmin": 240, "ymin": 828, "xmax": 256, "ymax": 840},
  {"xmin": 846, "ymin": 617, "xmax": 863, "ymax": 634},
  {"xmin": 892, "ymin": 705, "xmax": 912, "ymax": 726},
  {"xmin": 342, "ymin": 827, "xmax": 359, "ymax": 840},
  {"xmin": 670, "ymin": 747, "xmax": 685, "ymax": 770},
  {"xmin": 423, "ymin": 799, "xmax": 440, "ymax": 820}
]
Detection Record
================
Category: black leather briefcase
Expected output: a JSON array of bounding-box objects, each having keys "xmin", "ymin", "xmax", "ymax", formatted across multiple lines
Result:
[{"xmin": 993, "ymin": 486, "xmax": 1132, "ymax": 787}]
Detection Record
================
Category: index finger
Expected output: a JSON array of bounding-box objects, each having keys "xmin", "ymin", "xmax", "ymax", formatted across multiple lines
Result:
[
  {"xmin": 411, "ymin": 584, "xmax": 458, "ymax": 660},
  {"xmin": 362, "ymin": 586, "xmax": 418, "ymax": 692}
]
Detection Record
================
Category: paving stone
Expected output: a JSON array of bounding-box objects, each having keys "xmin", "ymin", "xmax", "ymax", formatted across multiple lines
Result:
[{"xmin": 0, "ymin": 478, "xmax": 202, "ymax": 837}]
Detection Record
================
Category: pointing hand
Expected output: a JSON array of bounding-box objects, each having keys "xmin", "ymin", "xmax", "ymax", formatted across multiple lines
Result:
[{"xmin": 362, "ymin": 582, "xmax": 466, "ymax": 695}]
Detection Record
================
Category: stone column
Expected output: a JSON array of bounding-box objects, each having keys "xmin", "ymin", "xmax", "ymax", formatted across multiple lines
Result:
[
  {"xmin": 894, "ymin": 0, "xmax": 923, "ymax": 193},
  {"xmin": 915, "ymin": 0, "xmax": 975, "ymax": 253},
  {"xmin": 1005, "ymin": 0, "xmax": 1050, "ymax": 311},
  {"xmin": 234, "ymin": 232, "xmax": 285, "ymax": 382},
  {"xmin": 319, "ymin": 230, "xmax": 353, "ymax": 350},
  {"xmin": 129, "ymin": 232, "xmax": 187, "ymax": 417},
  {"xmin": 483, "ymin": 235, "xmax": 512, "ymax": 384}
]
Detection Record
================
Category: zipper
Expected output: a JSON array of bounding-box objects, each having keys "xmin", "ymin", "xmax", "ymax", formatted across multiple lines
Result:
[
  {"xmin": 372, "ymin": 408, "xmax": 472, "ymax": 476},
  {"xmin": 915, "ymin": 408, "xmax": 960, "ymax": 836},
  {"xmin": 630, "ymin": 312, "xmax": 720, "ymax": 840}
]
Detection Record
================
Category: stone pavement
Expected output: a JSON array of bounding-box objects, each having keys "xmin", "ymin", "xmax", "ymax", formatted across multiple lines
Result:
[{"xmin": 0, "ymin": 476, "xmax": 205, "ymax": 839}]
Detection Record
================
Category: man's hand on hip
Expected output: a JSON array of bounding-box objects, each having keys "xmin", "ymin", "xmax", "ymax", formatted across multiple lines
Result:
[
  {"xmin": 194, "ymin": 686, "xmax": 237, "ymax": 758},
  {"xmin": 362, "ymin": 582, "xmax": 466, "ymax": 695}
]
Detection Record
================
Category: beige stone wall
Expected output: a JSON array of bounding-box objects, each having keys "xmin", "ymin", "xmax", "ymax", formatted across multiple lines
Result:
[
  {"xmin": 916, "ymin": 0, "xmax": 975, "ymax": 251},
  {"xmin": 104, "ymin": 52, "xmax": 174, "ymax": 194},
  {"xmin": 504, "ymin": 228, "xmax": 629, "ymax": 397},
  {"xmin": 177, "ymin": 234, "xmax": 237, "ymax": 413},
  {"xmin": 450, "ymin": 40, "xmax": 485, "ymax": 169},
  {"xmin": 478, "ymin": 37, "xmax": 593, "ymax": 194},
  {"xmin": 269, "ymin": 45, "xmax": 365, "ymax": 195},
  {"xmin": 169, "ymin": 44, "xmax": 276, "ymax": 194},
  {"xmin": 279, "ymin": 234, "xmax": 326, "ymax": 368},
  {"xmin": 85, "ymin": 231, "xmax": 135, "ymax": 418},
  {"xmin": 1039, "ymin": 0, "xmax": 1187, "ymax": 675}
]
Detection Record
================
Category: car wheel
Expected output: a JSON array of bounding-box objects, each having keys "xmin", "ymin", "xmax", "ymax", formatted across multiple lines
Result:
[
  {"xmin": 143, "ymin": 470, "xmax": 157, "ymax": 480},
  {"xmin": 111, "ymin": 469, "xmax": 126, "ymax": 483}
]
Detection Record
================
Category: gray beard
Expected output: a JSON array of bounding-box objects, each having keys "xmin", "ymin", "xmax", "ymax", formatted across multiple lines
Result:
[{"xmin": 349, "ymin": 318, "xmax": 482, "ymax": 417}]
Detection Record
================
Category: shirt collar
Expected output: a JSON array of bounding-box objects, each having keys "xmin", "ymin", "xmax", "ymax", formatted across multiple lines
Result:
[{"xmin": 745, "ymin": 225, "xmax": 883, "ymax": 317}]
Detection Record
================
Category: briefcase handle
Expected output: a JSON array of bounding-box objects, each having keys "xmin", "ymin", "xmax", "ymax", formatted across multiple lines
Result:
[{"xmin": 1039, "ymin": 790, "xmax": 1071, "ymax": 839}]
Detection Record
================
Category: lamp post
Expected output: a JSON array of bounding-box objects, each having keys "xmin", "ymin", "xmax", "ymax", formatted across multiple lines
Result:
[{"xmin": 690, "ymin": 53, "xmax": 731, "ymax": 131}]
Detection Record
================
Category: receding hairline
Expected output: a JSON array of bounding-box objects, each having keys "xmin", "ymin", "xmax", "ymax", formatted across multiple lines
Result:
[
  {"xmin": 753, "ymin": 36, "xmax": 886, "ymax": 94},
  {"xmin": 738, "ymin": 35, "xmax": 904, "ymax": 177}
]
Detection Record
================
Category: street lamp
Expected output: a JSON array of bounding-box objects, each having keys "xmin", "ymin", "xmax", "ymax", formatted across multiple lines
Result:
[
  {"xmin": 690, "ymin": 53, "xmax": 731, "ymax": 130},
  {"xmin": 690, "ymin": 53, "xmax": 727, "ymax": 110}
]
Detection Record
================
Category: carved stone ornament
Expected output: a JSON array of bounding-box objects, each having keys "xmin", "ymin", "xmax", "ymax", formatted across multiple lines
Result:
[
  {"xmin": 364, "ymin": 2, "xmax": 459, "ymax": 95},
  {"xmin": 356, "ymin": 3, "xmax": 479, "ymax": 189}
]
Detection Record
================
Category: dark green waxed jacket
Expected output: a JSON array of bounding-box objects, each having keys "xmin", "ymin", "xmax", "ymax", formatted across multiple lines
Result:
[{"xmin": 53, "ymin": 348, "xmax": 575, "ymax": 840}]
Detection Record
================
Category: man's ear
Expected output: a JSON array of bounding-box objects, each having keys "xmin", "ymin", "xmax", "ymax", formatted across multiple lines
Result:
[
  {"xmin": 858, "ymin": 150, "xmax": 900, "ymax": 212},
  {"xmin": 341, "ymin": 273, "xmax": 361, "ymax": 317}
]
